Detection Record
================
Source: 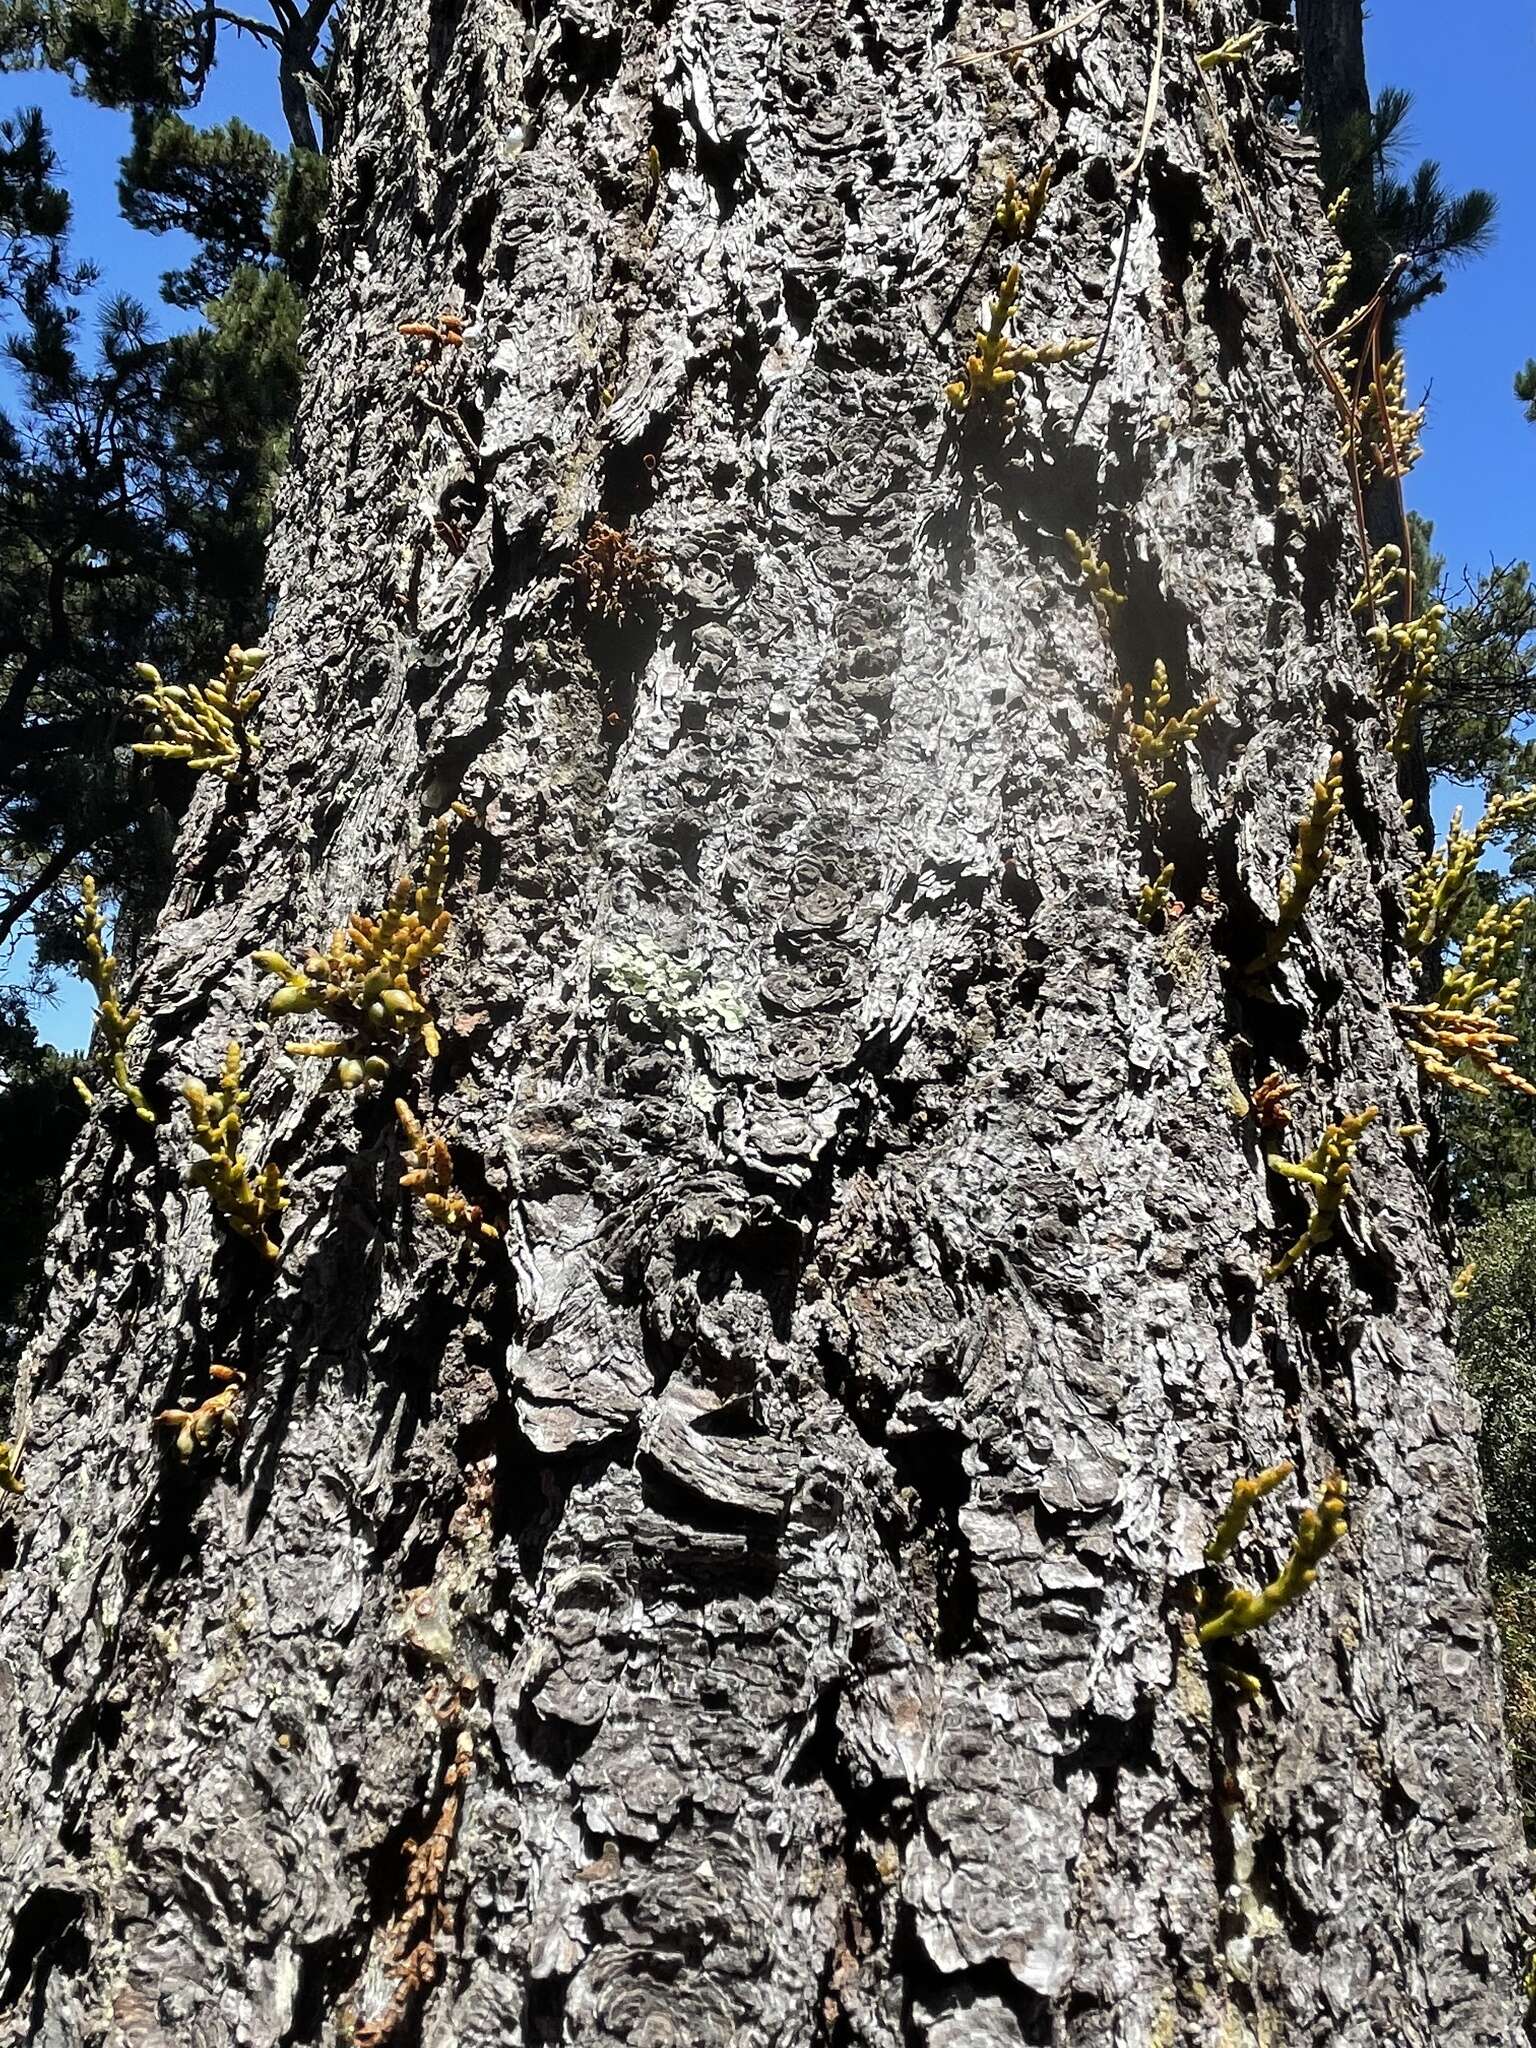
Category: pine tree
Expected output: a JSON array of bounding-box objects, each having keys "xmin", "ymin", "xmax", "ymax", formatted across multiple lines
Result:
[
  {"xmin": 0, "ymin": 3, "xmax": 1528, "ymax": 2038},
  {"xmin": 0, "ymin": 0, "xmax": 335, "ymax": 152},
  {"xmin": 1346, "ymin": 86, "xmax": 1497, "ymax": 326},
  {"xmin": 0, "ymin": 101, "xmax": 79, "ymax": 310}
]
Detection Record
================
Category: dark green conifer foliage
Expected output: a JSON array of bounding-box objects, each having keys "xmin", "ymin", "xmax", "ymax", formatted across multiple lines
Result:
[
  {"xmin": 1358, "ymin": 88, "xmax": 1497, "ymax": 323},
  {"xmin": 0, "ymin": 103, "xmax": 79, "ymax": 310},
  {"xmin": 1307, "ymin": 73, "xmax": 1496, "ymax": 338},
  {"xmin": 119, "ymin": 110, "xmax": 283, "ymax": 305},
  {"xmin": 0, "ymin": 0, "xmax": 335, "ymax": 151},
  {"xmin": 0, "ymin": 0, "xmax": 193, "ymax": 111}
]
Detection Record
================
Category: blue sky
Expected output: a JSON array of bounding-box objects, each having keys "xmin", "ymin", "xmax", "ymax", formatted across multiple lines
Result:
[
  {"xmin": 13, "ymin": 39, "xmax": 286, "ymax": 330},
  {"xmin": 1362, "ymin": 0, "xmax": 1536, "ymax": 850},
  {"xmin": 7, "ymin": 3, "xmax": 1534, "ymax": 1048},
  {"xmin": 1365, "ymin": 1, "xmax": 1536, "ymax": 589}
]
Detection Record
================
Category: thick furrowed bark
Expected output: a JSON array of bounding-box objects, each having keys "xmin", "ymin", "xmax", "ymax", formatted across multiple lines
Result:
[{"xmin": 0, "ymin": 3, "xmax": 1528, "ymax": 2045}]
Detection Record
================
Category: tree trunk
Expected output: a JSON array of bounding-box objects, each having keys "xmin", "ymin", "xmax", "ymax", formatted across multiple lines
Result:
[
  {"xmin": 1, "ymin": 4, "xmax": 1529, "ymax": 2045},
  {"xmin": 1294, "ymin": 0, "xmax": 1370, "ymax": 149},
  {"xmin": 1291, "ymin": 0, "xmax": 1399, "ymax": 561}
]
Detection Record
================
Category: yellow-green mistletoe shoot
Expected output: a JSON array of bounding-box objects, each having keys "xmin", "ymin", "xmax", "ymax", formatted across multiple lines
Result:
[
  {"xmin": 182, "ymin": 1043, "xmax": 286, "ymax": 1259},
  {"xmin": 255, "ymin": 805, "xmax": 470, "ymax": 1088},
  {"xmin": 133, "ymin": 644, "xmax": 266, "ymax": 777},
  {"xmin": 75, "ymin": 876, "xmax": 155, "ymax": 1123}
]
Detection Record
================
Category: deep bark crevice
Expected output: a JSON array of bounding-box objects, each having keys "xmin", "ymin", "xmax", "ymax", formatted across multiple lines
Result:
[
  {"xmin": 882, "ymin": 1426, "xmax": 984, "ymax": 1660},
  {"xmin": 896, "ymin": 1925, "xmax": 1057, "ymax": 2048},
  {"xmin": 0, "ymin": 1886, "xmax": 88, "ymax": 2034}
]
